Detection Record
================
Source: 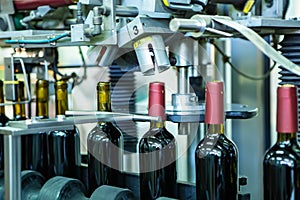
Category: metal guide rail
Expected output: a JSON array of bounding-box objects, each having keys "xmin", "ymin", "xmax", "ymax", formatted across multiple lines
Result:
[{"xmin": 0, "ymin": 112, "xmax": 160, "ymax": 200}]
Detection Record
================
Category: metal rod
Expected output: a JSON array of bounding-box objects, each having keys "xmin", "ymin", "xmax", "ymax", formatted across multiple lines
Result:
[
  {"xmin": 4, "ymin": 135, "xmax": 21, "ymax": 200},
  {"xmin": 66, "ymin": 110, "xmax": 161, "ymax": 122},
  {"xmin": 178, "ymin": 67, "xmax": 188, "ymax": 94},
  {"xmin": 169, "ymin": 18, "xmax": 205, "ymax": 33},
  {"xmin": 116, "ymin": 6, "xmax": 139, "ymax": 17}
]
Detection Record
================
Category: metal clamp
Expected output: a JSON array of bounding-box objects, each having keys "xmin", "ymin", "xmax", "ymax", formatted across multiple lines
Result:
[{"xmin": 3, "ymin": 56, "xmax": 31, "ymax": 106}]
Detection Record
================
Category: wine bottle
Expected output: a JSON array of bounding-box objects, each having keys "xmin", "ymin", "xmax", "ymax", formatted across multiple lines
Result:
[
  {"xmin": 47, "ymin": 80, "xmax": 81, "ymax": 178},
  {"xmin": 195, "ymin": 81, "xmax": 238, "ymax": 200},
  {"xmin": 87, "ymin": 82, "xmax": 123, "ymax": 195},
  {"xmin": 139, "ymin": 82, "xmax": 177, "ymax": 200},
  {"xmin": 22, "ymin": 80, "xmax": 49, "ymax": 177},
  {"xmin": 263, "ymin": 84, "xmax": 300, "ymax": 200}
]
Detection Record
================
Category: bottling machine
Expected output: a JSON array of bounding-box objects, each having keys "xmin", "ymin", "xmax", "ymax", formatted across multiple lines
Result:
[{"xmin": 0, "ymin": 0, "xmax": 300, "ymax": 199}]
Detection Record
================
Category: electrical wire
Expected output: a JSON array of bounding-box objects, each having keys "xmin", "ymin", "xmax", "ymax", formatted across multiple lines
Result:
[
  {"xmin": 5, "ymin": 32, "xmax": 70, "ymax": 44},
  {"xmin": 74, "ymin": 46, "xmax": 87, "ymax": 86},
  {"xmin": 211, "ymin": 41, "xmax": 277, "ymax": 81}
]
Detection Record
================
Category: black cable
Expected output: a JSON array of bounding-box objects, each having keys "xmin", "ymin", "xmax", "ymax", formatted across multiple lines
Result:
[
  {"xmin": 211, "ymin": 41, "xmax": 277, "ymax": 81},
  {"xmin": 75, "ymin": 46, "xmax": 87, "ymax": 85},
  {"xmin": 51, "ymin": 48, "xmax": 64, "ymax": 80},
  {"xmin": 283, "ymin": 0, "xmax": 290, "ymax": 19}
]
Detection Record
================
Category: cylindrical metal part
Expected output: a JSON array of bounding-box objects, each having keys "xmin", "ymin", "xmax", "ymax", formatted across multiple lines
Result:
[
  {"xmin": 21, "ymin": 170, "xmax": 45, "ymax": 200},
  {"xmin": 36, "ymin": 80, "xmax": 49, "ymax": 118},
  {"xmin": 178, "ymin": 67, "xmax": 189, "ymax": 94},
  {"xmin": 92, "ymin": 6, "xmax": 102, "ymax": 35},
  {"xmin": 37, "ymin": 176, "xmax": 86, "ymax": 200},
  {"xmin": 133, "ymin": 35, "xmax": 170, "ymax": 75},
  {"xmin": 169, "ymin": 37, "xmax": 194, "ymax": 67},
  {"xmin": 13, "ymin": 0, "xmax": 76, "ymax": 10},
  {"xmin": 152, "ymin": 36, "xmax": 170, "ymax": 72},
  {"xmin": 169, "ymin": 18, "xmax": 205, "ymax": 33},
  {"xmin": 4, "ymin": 135, "xmax": 22, "ymax": 200},
  {"xmin": 55, "ymin": 80, "xmax": 68, "ymax": 116},
  {"xmin": 133, "ymin": 37, "xmax": 155, "ymax": 75},
  {"xmin": 115, "ymin": 6, "xmax": 139, "ymax": 17}
]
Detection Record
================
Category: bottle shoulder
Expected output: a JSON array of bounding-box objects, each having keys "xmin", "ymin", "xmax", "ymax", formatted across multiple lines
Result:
[
  {"xmin": 195, "ymin": 133, "xmax": 238, "ymax": 157},
  {"xmin": 87, "ymin": 122, "xmax": 122, "ymax": 140},
  {"xmin": 49, "ymin": 125, "xmax": 79, "ymax": 136},
  {"xmin": 264, "ymin": 141, "xmax": 300, "ymax": 164},
  {"xmin": 141, "ymin": 127, "xmax": 175, "ymax": 140},
  {"xmin": 139, "ymin": 127, "xmax": 176, "ymax": 150}
]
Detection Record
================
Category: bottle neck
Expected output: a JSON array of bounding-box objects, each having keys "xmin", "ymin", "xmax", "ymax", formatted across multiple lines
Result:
[
  {"xmin": 36, "ymin": 82, "xmax": 49, "ymax": 118},
  {"xmin": 97, "ymin": 86, "xmax": 111, "ymax": 112},
  {"xmin": 13, "ymin": 82, "xmax": 26, "ymax": 120},
  {"xmin": 150, "ymin": 120, "xmax": 165, "ymax": 129},
  {"xmin": 206, "ymin": 124, "xmax": 225, "ymax": 134},
  {"xmin": 55, "ymin": 87, "xmax": 68, "ymax": 116},
  {"xmin": 277, "ymin": 132, "xmax": 297, "ymax": 143}
]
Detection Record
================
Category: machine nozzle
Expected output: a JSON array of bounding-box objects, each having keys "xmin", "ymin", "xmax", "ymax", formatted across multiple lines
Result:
[{"xmin": 133, "ymin": 35, "xmax": 170, "ymax": 76}]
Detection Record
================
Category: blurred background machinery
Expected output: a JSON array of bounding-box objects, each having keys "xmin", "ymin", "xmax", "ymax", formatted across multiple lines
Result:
[{"xmin": 0, "ymin": 0, "xmax": 300, "ymax": 199}]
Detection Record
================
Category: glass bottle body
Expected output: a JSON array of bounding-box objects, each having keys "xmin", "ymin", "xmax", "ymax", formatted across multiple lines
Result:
[
  {"xmin": 47, "ymin": 80, "xmax": 81, "ymax": 178},
  {"xmin": 47, "ymin": 125, "xmax": 81, "ymax": 178},
  {"xmin": 22, "ymin": 117, "xmax": 48, "ymax": 177},
  {"xmin": 87, "ymin": 122, "xmax": 123, "ymax": 194},
  {"xmin": 263, "ymin": 133, "xmax": 300, "ymax": 200},
  {"xmin": 195, "ymin": 125, "xmax": 238, "ymax": 200},
  {"xmin": 139, "ymin": 123, "xmax": 177, "ymax": 200}
]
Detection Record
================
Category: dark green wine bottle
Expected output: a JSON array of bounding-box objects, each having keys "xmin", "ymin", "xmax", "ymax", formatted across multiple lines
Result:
[
  {"xmin": 87, "ymin": 82, "xmax": 123, "ymax": 195},
  {"xmin": 139, "ymin": 82, "xmax": 177, "ymax": 200},
  {"xmin": 195, "ymin": 81, "xmax": 238, "ymax": 200},
  {"xmin": 47, "ymin": 80, "xmax": 81, "ymax": 178},
  {"xmin": 264, "ymin": 84, "xmax": 300, "ymax": 200}
]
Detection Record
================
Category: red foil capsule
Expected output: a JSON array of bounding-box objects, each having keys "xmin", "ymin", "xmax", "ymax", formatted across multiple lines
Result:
[
  {"xmin": 276, "ymin": 85, "xmax": 298, "ymax": 133},
  {"xmin": 148, "ymin": 82, "xmax": 166, "ymax": 120},
  {"xmin": 205, "ymin": 81, "xmax": 225, "ymax": 124},
  {"xmin": 13, "ymin": 0, "xmax": 75, "ymax": 10}
]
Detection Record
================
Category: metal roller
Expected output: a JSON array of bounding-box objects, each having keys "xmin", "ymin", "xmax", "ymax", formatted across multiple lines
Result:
[
  {"xmin": 0, "ymin": 170, "xmax": 45, "ymax": 200},
  {"xmin": 38, "ymin": 176, "xmax": 135, "ymax": 200},
  {"xmin": 37, "ymin": 176, "xmax": 87, "ymax": 200},
  {"xmin": 90, "ymin": 185, "xmax": 135, "ymax": 200}
]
